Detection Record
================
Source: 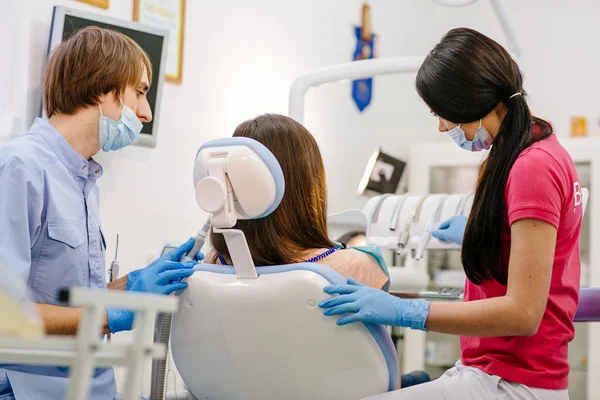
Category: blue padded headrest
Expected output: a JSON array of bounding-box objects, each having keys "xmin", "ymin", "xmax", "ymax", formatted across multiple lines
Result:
[{"xmin": 196, "ymin": 137, "xmax": 285, "ymax": 218}]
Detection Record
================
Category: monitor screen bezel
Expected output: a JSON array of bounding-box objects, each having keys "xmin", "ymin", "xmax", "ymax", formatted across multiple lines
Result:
[
  {"xmin": 160, "ymin": 245, "xmax": 178, "ymax": 257},
  {"xmin": 44, "ymin": 6, "xmax": 170, "ymax": 148}
]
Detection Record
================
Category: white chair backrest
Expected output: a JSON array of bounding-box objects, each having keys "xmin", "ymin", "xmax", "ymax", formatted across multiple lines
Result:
[
  {"xmin": 179, "ymin": 137, "xmax": 397, "ymax": 399},
  {"xmin": 171, "ymin": 264, "xmax": 398, "ymax": 400}
]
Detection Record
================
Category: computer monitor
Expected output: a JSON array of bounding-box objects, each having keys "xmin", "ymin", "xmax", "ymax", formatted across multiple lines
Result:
[{"xmin": 45, "ymin": 6, "xmax": 169, "ymax": 148}]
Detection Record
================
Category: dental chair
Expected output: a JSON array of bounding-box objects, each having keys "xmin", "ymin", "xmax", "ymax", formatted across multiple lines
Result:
[{"xmin": 170, "ymin": 138, "xmax": 399, "ymax": 400}]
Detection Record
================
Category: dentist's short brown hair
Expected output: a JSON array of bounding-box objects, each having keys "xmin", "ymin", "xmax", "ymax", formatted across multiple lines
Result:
[{"xmin": 43, "ymin": 26, "xmax": 152, "ymax": 117}]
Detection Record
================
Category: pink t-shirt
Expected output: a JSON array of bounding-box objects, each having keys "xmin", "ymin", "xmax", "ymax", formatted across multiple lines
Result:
[{"xmin": 460, "ymin": 133, "xmax": 583, "ymax": 390}]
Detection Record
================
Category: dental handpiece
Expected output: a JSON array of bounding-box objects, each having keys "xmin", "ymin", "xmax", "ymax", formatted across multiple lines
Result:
[
  {"xmin": 181, "ymin": 219, "xmax": 211, "ymax": 262},
  {"xmin": 396, "ymin": 195, "xmax": 427, "ymax": 255},
  {"xmin": 415, "ymin": 195, "xmax": 449, "ymax": 261},
  {"xmin": 415, "ymin": 221, "xmax": 434, "ymax": 262}
]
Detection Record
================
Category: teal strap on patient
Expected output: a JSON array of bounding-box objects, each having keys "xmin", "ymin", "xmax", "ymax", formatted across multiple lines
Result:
[{"xmin": 333, "ymin": 242, "xmax": 391, "ymax": 292}]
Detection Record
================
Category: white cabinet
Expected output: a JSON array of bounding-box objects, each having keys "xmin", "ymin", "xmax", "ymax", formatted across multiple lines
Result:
[{"xmin": 406, "ymin": 137, "xmax": 600, "ymax": 400}]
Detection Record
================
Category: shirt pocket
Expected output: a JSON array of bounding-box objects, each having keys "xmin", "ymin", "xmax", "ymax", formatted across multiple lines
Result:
[{"xmin": 31, "ymin": 219, "xmax": 87, "ymax": 300}]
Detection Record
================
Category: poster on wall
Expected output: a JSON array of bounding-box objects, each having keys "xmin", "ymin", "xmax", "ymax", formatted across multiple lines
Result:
[
  {"xmin": 77, "ymin": 0, "xmax": 109, "ymax": 9},
  {"xmin": 133, "ymin": 0, "xmax": 186, "ymax": 84}
]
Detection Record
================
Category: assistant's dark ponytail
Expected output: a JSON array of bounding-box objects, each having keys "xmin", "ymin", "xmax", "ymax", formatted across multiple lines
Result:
[{"xmin": 416, "ymin": 28, "xmax": 552, "ymax": 285}]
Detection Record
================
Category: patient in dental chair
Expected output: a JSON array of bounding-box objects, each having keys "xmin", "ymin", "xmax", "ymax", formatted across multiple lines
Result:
[{"xmin": 205, "ymin": 113, "xmax": 390, "ymax": 290}]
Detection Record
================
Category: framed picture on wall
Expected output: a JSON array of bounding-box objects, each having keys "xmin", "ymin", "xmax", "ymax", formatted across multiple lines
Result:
[
  {"xmin": 133, "ymin": 0, "xmax": 186, "ymax": 84},
  {"xmin": 77, "ymin": 0, "xmax": 109, "ymax": 9}
]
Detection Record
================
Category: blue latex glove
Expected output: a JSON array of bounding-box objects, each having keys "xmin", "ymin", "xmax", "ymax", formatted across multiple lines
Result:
[
  {"xmin": 127, "ymin": 260, "xmax": 196, "ymax": 294},
  {"xmin": 319, "ymin": 278, "xmax": 430, "ymax": 331},
  {"xmin": 431, "ymin": 215, "xmax": 467, "ymax": 245},
  {"xmin": 107, "ymin": 262, "xmax": 196, "ymax": 333},
  {"xmin": 107, "ymin": 308, "xmax": 134, "ymax": 333},
  {"xmin": 107, "ymin": 238, "xmax": 203, "ymax": 334},
  {"xmin": 126, "ymin": 237, "xmax": 204, "ymax": 290}
]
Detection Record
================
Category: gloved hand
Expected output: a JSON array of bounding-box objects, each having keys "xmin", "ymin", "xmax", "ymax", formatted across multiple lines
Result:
[
  {"xmin": 107, "ymin": 308, "xmax": 134, "ymax": 334},
  {"xmin": 127, "ymin": 260, "xmax": 196, "ymax": 294},
  {"xmin": 431, "ymin": 215, "xmax": 467, "ymax": 245},
  {"xmin": 319, "ymin": 278, "xmax": 430, "ymax": 331},
  {"xmin": 126, "ymin": 237, "xmax": 204, "ymax": 290},
  {"xmin": 107, "ymin": 262, "xmax": 196, "ymax": 333},
  {"xmin": 107, "ymin": 238, "xmax": 204, "ymax": 334}
]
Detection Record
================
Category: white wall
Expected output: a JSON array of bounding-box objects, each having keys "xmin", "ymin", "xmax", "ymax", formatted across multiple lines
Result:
[{"xmin": 4, "ymin": 0, "xmax": 600, "ymax": 396}]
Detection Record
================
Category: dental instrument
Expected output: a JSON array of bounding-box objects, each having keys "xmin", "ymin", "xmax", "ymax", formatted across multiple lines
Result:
[
  {"xmin": 415, "ymin": 195, "xmax": 448, "ymax": 262},
  {"xmin": 181, "ymin": 219, "xmax": 211, "ymax": 263}
]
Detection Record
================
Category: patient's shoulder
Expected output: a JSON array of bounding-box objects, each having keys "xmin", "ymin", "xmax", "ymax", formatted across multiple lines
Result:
[{"xmin": 321, "ymin": 248, "xmax": 388, "ymax": 289}]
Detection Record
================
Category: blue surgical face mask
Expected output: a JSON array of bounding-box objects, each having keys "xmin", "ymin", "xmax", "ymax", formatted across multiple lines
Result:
[
  {"xmin": 98, "ymin": 99, "xmax": 143, "ymax": 152},
  {"xmin": 444, "ymin": 120, "xmax": 493, "ymax": 152}
]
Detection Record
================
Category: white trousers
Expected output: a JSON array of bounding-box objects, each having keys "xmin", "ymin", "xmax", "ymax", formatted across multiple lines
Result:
[{"xmin": 363, "ymin": 361, "xmax": 569, "ymax": 400}]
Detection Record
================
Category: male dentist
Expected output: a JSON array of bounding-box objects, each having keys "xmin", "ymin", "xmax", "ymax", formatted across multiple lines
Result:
[{"xmin": 0, "ymin": 26, "xmax": 200, "ymax": 400}]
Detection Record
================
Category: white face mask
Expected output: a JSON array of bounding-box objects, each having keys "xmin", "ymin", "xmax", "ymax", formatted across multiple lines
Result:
[
  {"xmin": 444, "ymin": 119, "xmax": 493, "ymax": 152},
  {"xmin": 98, "ymin": 98, "xmax": 143, "ymax": 152}
]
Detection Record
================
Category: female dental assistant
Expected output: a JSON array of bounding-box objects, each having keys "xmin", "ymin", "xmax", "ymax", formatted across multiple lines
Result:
[{"xmin": 320, "ymin": 28, "xmax": 582, "ymax": 400}]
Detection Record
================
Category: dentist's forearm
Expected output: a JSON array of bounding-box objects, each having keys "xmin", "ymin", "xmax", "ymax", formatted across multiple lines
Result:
[
  {"xmin": 35, "ymin": 304, "xmax": 111, "ymax": 336},
  {"xmin": 35, "ymin": 303, "xmax": 82, "ymax": 336},
  {"xmin": 107, "ymin": 274, "xmax": 128, "ymax": 290}
]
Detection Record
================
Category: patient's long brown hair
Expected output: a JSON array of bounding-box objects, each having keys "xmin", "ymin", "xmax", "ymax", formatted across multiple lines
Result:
[{"xmin": 209, "ymin": 114, "xmax": 334, "ymax": 266}]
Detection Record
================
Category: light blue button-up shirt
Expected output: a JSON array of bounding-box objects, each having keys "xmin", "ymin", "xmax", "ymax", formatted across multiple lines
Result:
[{"xmin": 0, "ymin": 118, "xmax": 116, "ymax": 399}]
